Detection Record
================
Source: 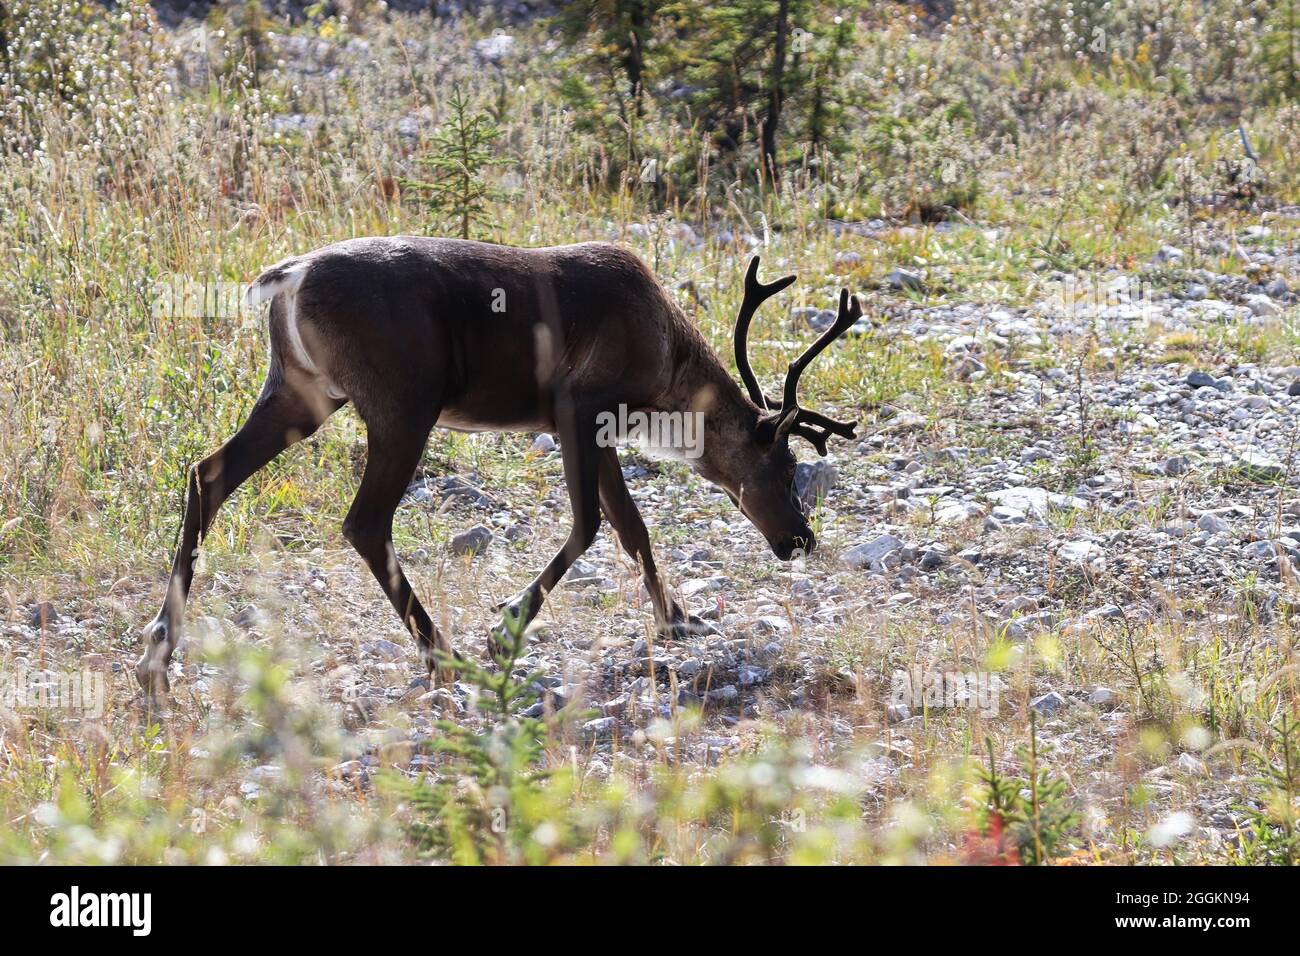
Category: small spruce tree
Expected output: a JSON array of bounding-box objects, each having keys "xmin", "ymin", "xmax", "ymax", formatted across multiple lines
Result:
[{"xmin": 402, "ymin": 87, "xmax": 507, "ymax": 240}]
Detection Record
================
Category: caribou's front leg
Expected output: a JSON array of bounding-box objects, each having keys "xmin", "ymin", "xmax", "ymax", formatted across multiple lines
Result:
[
  {"xmin": 595, "ymin": 447, "xmax": 712, "ymax": 638},
  {"xmin": 494, "ymin": 397, "xmax": 603, "ymax": 644}
]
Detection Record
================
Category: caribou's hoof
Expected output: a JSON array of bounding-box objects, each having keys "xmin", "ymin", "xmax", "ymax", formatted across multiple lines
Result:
[
  {"xmin": 485, "ymin": 621, "xmax": 524, "ymax": 661},
  {"xmin": 135, "ymin": 618, "xmax": 173, "ymax": 697},
  {"xmin": 134, "ymin": 656, "xmax": 171, "ymax": 697},
  {"xmin": 422, "ymin": 645, "xmax": 465, "ymax": 683},
  {"xmin": 661, "ymin": 610, "xmax": 718, "ymax": 641}
]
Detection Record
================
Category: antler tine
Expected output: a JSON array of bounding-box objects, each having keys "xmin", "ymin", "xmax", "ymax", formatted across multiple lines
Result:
[
  {"xmin": 790, "ymin": 423, "xmax": 832, "ymax": 457},
  {"xmin": 775, "ymin": 288, "xmax": 862, "ymax": 436},
  {"xmin": 734, "ymin": 255, "xmax": 796, "ymax": 411},
  {"xmin": 797, "ymin": 409, "xmax": 857, "ymax": 439}
]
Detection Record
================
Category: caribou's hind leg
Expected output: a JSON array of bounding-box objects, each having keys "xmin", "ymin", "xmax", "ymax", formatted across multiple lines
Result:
[{"xmin": 139, "ymin": 367, "xmax": 342, "ymax": 695}]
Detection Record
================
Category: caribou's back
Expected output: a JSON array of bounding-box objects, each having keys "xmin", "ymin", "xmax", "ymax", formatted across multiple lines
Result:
[{"xmin": 276, "ymin": 236, "xmax": 679, "ymax": 430}]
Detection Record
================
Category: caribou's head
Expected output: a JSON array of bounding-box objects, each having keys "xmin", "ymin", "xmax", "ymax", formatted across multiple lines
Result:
[{"xmin": 711, "ymin": 256, "xmax": 861, "ymax": 560}]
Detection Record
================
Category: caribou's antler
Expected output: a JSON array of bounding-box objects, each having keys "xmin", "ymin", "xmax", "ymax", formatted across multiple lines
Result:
[
  {"xmin": 732, "ymin": 257, "xmax": 860, "ymax": 456},
  {"xmin": 773, "ymin": 287, "xmax": 861, "ymax": 454},
  {"xmin": 734, "ymin": 255, "xmax": 794, "ymax": 412}
]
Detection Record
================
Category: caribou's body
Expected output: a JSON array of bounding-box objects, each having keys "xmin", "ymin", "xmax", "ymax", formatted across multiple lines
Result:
[{"xmin": 138, "ymin": 237, "xmax": 859, "ymax": 694}]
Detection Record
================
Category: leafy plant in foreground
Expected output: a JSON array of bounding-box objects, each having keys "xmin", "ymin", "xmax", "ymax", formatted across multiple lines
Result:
[
  {"xmin": 975, "ymin": 715, "xmax": 1079, "ymax": 865},
  {"xmin": 1238, "ymin": 712, "xmax": 1300, "ymax": 865}
]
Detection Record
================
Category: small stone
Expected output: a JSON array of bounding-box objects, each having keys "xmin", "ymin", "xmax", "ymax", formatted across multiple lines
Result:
[
  {"xmin": 451, "ymin": 524, "xmax": 493, "ymax": 555},
  {"xmin": 233, "ymin": 604, "xmax": 267, "ymax": 630},
  {"xmin": 1196, "ymin": 512, "xmax": 1230, "ymax": 534},
  {"xmin": 886, "ymin": 267, "xmax": 924, "ymax": 291},
  {"xmin": 1088, "ymin": 686, "xmax": 1117, "ymax": 708},
  {"xmin": 582, "ymin": 716, "xmax": 618, "ymax": 740},
  {"xmin": 794, "ymin": 459, "xmax": 838, "ymax": 508},
  {"xmin": 1185, "ymin": 370, "xmax": 1220, "ymax": 389},
  {"xmin": 1236, "ymin": 451, "xmax": 1285, "ymax": 482},
  {"xmin": 1030, "ymin": 691, "xmax": 1066, "ymax": 716},
  {"xmin": 27, "ymin": 602, "xmax": 58, "ymax": 629},
  {"xmin": 841, "ymin": 533, "xmax": 905, "ymax": 571},
  {"xmin": 1057, "ymin": 539, "xmax": 1104, "ymax": 566}
]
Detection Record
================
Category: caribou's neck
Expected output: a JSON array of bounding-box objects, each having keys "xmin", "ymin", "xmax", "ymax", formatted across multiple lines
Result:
[{"xmin": 651, "ymin": 318, "xmax": 762, "ymax": 485}]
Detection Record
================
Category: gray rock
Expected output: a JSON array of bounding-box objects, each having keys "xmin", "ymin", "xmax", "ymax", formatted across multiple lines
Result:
[
  {"xmin": 886, "ymin": 267, "xmax": 924, "ymax": 291},
  {"xmin": 27, "ymin": 602, "xmax": 58, "ymax": 629},
  {"xmin": 1196, "ymin": 512, "xmax": 1230, "ymax": 534},
  {"xmin": 1088, "ymin": 686, "xmax": 1117, "ymax": 708},
  {"xmin": 582, "ymin": 716, "xmax": 618, "ymax": 740},
  {"xmin": 1236, "ymin": 451, "xmax": 1285, "ymax": 481},
  {"xmin": 1030, "ymin": 691, "xmax": 1066, "ymax": 716},
  {"xmin": 841, "ymin": 533, "xmax": 905, "ymax": 571},
  {"xmin": 233, "ymin": 604, "xmax": 267, "ymax": 630},
  {"xmin": 1185, "ymin": 370, "xmax": 1220, "ymax": 389},
  {"xmin": 451, "ymin": 524, "xmax": 493, "ymax": 555},
  {"xmin": 794, "ymin": 459, "xmax": 838, "ymax": 507},
  {"xmin": 1058, "ymin": 539, "xmax": 1104, "ymax": 566}
]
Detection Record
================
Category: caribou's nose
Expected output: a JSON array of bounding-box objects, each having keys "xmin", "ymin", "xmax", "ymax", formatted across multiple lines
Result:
[{"xmin": 774, "ymin": 531, "xmax": 815, "ymax": 561}]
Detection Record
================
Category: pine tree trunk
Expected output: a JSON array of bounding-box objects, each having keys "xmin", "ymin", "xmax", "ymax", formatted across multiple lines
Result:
[
  {"xmin": 625, "ymin": 0, "xmax": 647, "ymax": 117},
  {"xmin": 761, "ymin": 0, "xmax": 791, "ymax": 186}
]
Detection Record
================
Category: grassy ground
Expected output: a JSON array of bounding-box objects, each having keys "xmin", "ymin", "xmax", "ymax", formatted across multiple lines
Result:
[{"xmin": 2, "ymin": 1, "xmax": 1300, "ymax": 864}]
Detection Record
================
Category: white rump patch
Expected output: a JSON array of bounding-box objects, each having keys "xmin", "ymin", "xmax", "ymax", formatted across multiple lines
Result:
[{"xmin": 244, "ymin": 260, "xmax": 317, "ymax": 373}]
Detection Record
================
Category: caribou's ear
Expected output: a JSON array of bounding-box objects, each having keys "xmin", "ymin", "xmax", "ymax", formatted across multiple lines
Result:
[{"xmin": 753, "ymin": 414, "xmax": 781, "ymax": 448}]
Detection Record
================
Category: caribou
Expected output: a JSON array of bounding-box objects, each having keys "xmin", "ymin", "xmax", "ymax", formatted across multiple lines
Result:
[{"xmin": 137, "ymin": 238, "xmax": 861, "ymax": 694}]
